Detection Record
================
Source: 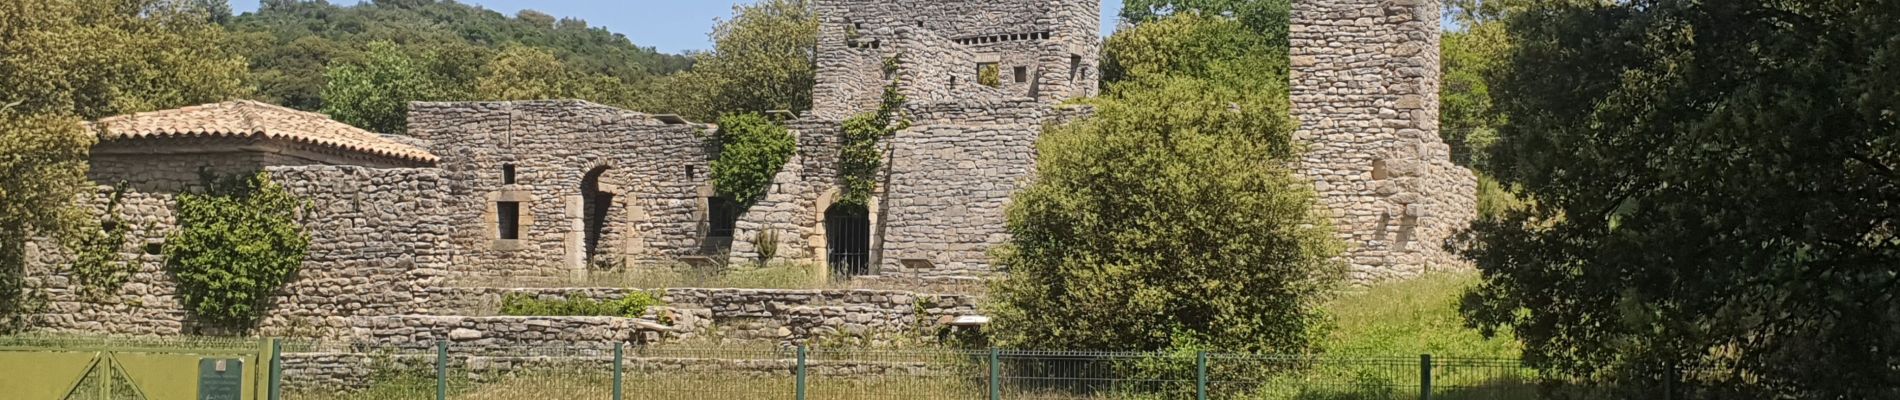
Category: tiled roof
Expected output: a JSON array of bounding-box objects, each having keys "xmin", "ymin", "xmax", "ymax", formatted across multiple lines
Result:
[{"xmin": 90, "ymin": 100, "xmax": 437, "ymax": 163}]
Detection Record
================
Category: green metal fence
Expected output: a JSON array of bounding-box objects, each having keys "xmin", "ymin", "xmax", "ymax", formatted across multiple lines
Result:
[{"xmin": 277, "ymin": 342, "xmax": 1563, "ymax": 400}]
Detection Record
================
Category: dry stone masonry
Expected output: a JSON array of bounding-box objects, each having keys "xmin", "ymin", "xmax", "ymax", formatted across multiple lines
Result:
[
  {"xmin": 27, "ymin": 1, "xmax": 1481, "ymax": 367},
  {"xmin": 1291, "ymin": 0, "xmax": 1477, "ymax": 281}
]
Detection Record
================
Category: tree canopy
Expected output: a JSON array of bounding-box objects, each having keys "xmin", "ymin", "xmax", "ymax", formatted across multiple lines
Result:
[
  {"xmin": 991, "ymin": 0, "xmax": 1340, "ymax": 355},
  {"xmin": 1461, "ymin": 0, "xmax": 1900, "ymax": 397},
  {"xmin": 226, "ymin": 0, "xmax": 690, "ymax": 113},
  {"xmin": 0, "ymin": 0, "xmax": 248, "ymax": 330},
  {"xmin": 647, "ymin": 0, "xmax": 817, "ymax": 122}
]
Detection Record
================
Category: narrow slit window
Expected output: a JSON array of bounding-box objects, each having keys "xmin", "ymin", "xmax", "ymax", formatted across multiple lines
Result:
[
  {"xmin": 503, "ymin": 164, "xmax": 517, "ymax": 184},
  {"xmin": 497, "ymin": 202, "xmax": 521, "ymax": 240}
]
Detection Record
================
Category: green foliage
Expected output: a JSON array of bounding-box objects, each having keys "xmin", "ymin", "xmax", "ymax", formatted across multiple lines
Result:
[
  {"xmin": 1464, "ymin": 0, "xmax": 1900, "ymax": 397},
  {"xmin": 0, "ymin": 0, "xmax": 247, "ymax": 330},
  {"xmin": 1103, "ymin": 5, "xmax": 1288, "ymax": 86},
  {"xmin": 1322, "ymin": 273, "xmax": 1521, "ymax": 358},
  {"xmin": 0, "ymin": 109, "xmax": 91, "ymax": 331},
  {"xmin": 69, "ymin": 185, "xmax": 136, "ymax": 301},
  {"xmin": 1439, "ymin": 15, "xmax": 1512, "ymax": 170},
  {"xmin": 976, "ymin": 64, "xmax": 1002, "ymax": 88},
  {"xmin": 837, "ymin": 81, "xmax": 909, "ymax": 207},
  {"xmin": 711, "ymin": 113, "xmax": 796, "ymax": 207},
  {"xmin": 1116, "ymin": 0, "xmax": 1290, "ymax": 50},
  {"xmin": 164, "ymin": 171, "xmax": 310, "ymax": 331},
  {"xmin": 227, "ymin": 0, "xmax": 691, "ymax": 112},
  {"xmin": 319, "ymin": 41, "xmax": 457, "ymax": 134},
  {"xmin": 498, "ymin": 292, "xmax": 659, "ymax": 319},
  {"xmin": 0, "ymin": 0, "xmax": 250, "ymax": 120},
  {"xmin": 987, "ymin": 74, "xmax": 1343, "ymax": 355},
  {"xmin": 754, "ymin": 229, "xmax": 781, "ymax": 264},
  {"xmin": 645, "ymin": 0, "xmax": 816, "ymax": 121}
]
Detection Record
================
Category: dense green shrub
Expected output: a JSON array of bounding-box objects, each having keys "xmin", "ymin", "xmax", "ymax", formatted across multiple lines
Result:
[
  {"xmin": 987, "ymin": 73, "xmax": 1343, "ymax": 355},
  {"xmin": 711, "ymin": 113, "xmax": 796, "ymax": 207},
  {"xmin": 164, "ymin": 171, "xmax": 310, "ymax": 331},
  {"xmin": 499, "ymin": 292, "xmax": 659, "ymax": 319}
]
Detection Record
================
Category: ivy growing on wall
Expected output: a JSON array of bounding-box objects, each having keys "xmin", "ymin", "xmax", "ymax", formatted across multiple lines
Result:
[
  {"xmin": 164, "ymin": 171, "xmax": 310, "ymax": 331},
  {"xmin": 837, "ymin": 57, "xmax": 910, "ymax": 207},
  {"xmin": 711, "ymin": 113, "xmax": 797, "ymax": 207},
  {"xmin": 69, "ymin": 184, "xmax": 136, "ymax": 301}
]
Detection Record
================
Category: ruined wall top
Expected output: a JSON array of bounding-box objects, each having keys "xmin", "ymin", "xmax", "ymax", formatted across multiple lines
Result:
[{"xmin": 811, "ymin": 0, "xmax": 1101, "ymax": 119}]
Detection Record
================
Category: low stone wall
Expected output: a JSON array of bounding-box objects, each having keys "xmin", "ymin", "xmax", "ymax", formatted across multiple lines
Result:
[
  {"xmin": 347, "ymin": 315, "xmax": 672, "ymax": 352},
  {"xmin": 426, "ymin": 287, "xmax": 982, "ymax": 346}
]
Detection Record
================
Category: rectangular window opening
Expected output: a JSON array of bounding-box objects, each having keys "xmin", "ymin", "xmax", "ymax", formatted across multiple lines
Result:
[
  {"xmin": 1070, "ymin": 55, "xmax": 1082, "ymax": 82},
  {"xmin": 497, "ymin": 202, "xmax": 521, "ymax": 240},
  {"xmin": 1013, "ymin": 66, "xmax": 1028, "ymax": 83},
  {"xmin": 502, "ymin": 164, "xmax": 517, "ymax": 184}
]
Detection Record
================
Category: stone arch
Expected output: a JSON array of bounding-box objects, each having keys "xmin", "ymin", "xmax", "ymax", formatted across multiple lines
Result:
[
  {"xmin": 581, "ymin": 165, "xmax": 613, "ymax": 263},
  {"xmin": 810, "ymin": 188, "xmax": 842, "ymax": 265}
]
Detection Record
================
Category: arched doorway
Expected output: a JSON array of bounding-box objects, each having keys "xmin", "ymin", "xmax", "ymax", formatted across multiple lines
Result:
[
  {"xmin": 824, "ymin": 203, "xmax": 871, "ymax": 278},
  {"xmin": 581, "ymin": 166, "xmax": 613, "ymax": 262}
]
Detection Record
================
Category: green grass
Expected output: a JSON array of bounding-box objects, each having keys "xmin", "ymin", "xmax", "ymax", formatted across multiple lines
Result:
[{"xmin": 1320, "ymin": 273, "xmax": 1521, "ymax": 359}]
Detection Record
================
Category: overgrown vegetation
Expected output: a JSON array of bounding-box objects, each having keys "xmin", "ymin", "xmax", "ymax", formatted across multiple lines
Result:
[
  {"xmin": 164, "ymin": 171, "xmax": 310, "ymax": 331},
  {"xmin": 1456, "ymin": 0, "xmax": 1900, "ymax": 397},
  {"xmin": 976, "ymin": 64, "xmax": 1001, "ymax": 88},
  {"xmin": 0, "ymin": 0, "xmax": 250, "ymax": 331},
  {"xmin": 645, "ymin": 0, "xmax": 817, "ymax": 121},
  {"xmin": 988, "ymin": 0, "xmax": 1338, "ymax": 359},
  {"xmin": 710, "ymin": 113, "xmax": 796, "ymax": 207},
  {"xmin": 68, "ymin": 185, "xmax": 136, "ymax": 301},
  {"xmin": 498, "ymin": 293, "xmax": 659, "ymax": 319},
  {"xmin": 836, "ymin": 68, "xmax": 910, "ymax": 207}
]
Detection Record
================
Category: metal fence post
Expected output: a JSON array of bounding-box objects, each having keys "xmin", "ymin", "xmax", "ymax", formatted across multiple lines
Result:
[
  {"xmin": 1419, "ymin": 354, "xmax": 1433, "ymax": 400},
  {"xmin": 269, "ymin": 338, "xmax": 283, "ymax": 400},
  {"xmin": 795, "ymin": 344, "xmax": 808, "ymax": 400},
  {"xmin": 1196, "ymin": 351, "xmax": 1208, "ymax": 400},
  {"xmin": 988, "ymin": 349, "xmax": 1001, "ymax": 400},
  {"xmin": 436, "ymin": 340, "xmax": 448, "ymax": 400},
  {"xmin": 613, "ymin": 342, "xmax": 624, "ymax": 400}
]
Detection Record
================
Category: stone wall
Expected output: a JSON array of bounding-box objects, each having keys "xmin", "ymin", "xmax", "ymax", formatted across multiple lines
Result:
[
  {"xmin": 811, "ymin": 0, "xmax": 1099, "ymax": 118},
  {"xmin": 1289, "ymin": 0, "xmax": 1477, "ymax": 282},
  {"xmin": 725, "ymin": 118, "xmax": 844, "ymax": 266},
  {"xmin": 24, "ymin": 166, "xmax": 454, "ymax": 337},
  {"xmin": 874, "ymin": 100, "xmax": 1046, "ymax": 280},
  {"xmin": 347, "ymin": 315, "xmax": 671, "ymax": 352},
  {"xmin": 410, "ymin": 100, "xmax": 719, "ymax": 281},
  {"xmin": 424, "ymin": 287, "xmax": 981, "ymax": 347}
]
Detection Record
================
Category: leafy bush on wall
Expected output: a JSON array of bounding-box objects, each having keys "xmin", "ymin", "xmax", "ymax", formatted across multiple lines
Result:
[{"xmin": 164, "ymin": 171, "xmax": 311, "ymax": 331}]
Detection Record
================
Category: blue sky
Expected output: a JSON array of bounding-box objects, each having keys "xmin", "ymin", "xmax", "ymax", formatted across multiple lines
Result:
[{"xmin": 230, "ymin": 1, "xmax": 1126, "ymax": 54}]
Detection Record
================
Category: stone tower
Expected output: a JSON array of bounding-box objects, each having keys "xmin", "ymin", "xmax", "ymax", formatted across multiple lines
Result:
[
  {"xmin": 1290, "ymin": 0, "xmax": 1477, "ymax": 283},
  {"xmin": 810, "ymin": 0, "xmax": 1101, "ymax": 119}
]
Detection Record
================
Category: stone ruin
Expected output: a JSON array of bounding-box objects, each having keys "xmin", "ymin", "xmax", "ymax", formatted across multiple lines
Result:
[{"xmin": 21, "ymin": 0, "xmax": 1473, "ymax": 345}]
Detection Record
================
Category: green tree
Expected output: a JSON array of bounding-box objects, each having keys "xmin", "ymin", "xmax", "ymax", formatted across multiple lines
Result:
[
  {"xmin": 1462, "ymin": 0, "xmax": 1900, "ymax": 397},
  {"xmin": 0, "ymin": 0, "xmax": 247, "ymax": 329},
  {"xmin": 320, "ymin": 41, "xmax": 456, "ymax": 134},
  {"xmin": 476, "ymin": 45, "xmax": 582, "ymax": 102},
  {"xmin": 648, "ymin": 0, "xmax": 816, "ymax": 121},
  {"xmin": 1101, "ymin": 12, "xmax": 1282, "ymax": 85},
  {"xmin": 1117, "ymin": 0, "xmax": 1288, "ymax": 44},
  {"xmin": 710, "ymin": 113, "xmax": 796, "ymax": 207},
  {"xmin": 228, "ymin": 0, "xmax": 691, "ymax": 112},
  {"xmin": 164, "ymin": 171, "xmax": 309, "ymax": 331},
  {"xmin": 989, "ymin": 74, "xmax": 1342, "ymax": 354}
]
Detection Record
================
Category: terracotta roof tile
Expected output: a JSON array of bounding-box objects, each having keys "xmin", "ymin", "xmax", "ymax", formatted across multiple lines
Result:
[{"xmin": 90, "ymin": 100, "xmax": 437, "ymax": 164}]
